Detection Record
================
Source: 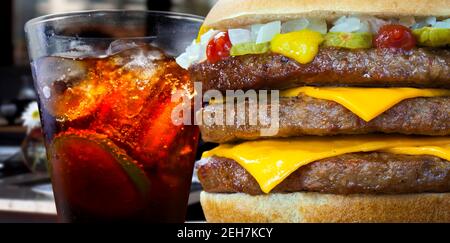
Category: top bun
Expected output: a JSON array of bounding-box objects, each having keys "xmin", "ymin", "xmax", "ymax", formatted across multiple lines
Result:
[{"xmin": 204, "ymin": 0, "xmax": 450, "ymax": 29}]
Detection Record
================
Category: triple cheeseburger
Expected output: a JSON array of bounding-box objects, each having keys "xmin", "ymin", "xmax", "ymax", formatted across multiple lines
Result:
[{"xmin": 177, "ymin": 0, "xmax": 450, "ymax": 222}]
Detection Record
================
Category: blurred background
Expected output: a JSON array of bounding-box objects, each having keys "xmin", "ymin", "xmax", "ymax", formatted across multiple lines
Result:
[{"xmin": 0, "ymin": 0, "xmax": 216, "ymax": 222}]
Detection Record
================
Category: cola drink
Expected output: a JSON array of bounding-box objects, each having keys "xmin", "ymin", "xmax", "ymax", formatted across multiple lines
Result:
[{"xmin": 32, "ymin": 44, "xmax": 199, "ymax": 222}]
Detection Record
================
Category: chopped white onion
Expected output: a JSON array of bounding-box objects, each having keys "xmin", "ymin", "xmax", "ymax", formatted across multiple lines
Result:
[
  {"xmin": 412, "ymin": 21, "xmax": 428, "ymax": 29},
  {"xmin": 175, "ymin": 53, "xmax": 191, "ymax": 69},
  {"xmin": 281, "ymin": 18, "xmax": 327, "ymax": 34},
  {"xmin": 360, "ymin": 16, "xmax": 390, "ymax": 33},
  {"xmin": 426, "ymin": 16, "xmax": 437, "ymax": 26},
  {"xmin": 433, "ymin": 21, "xmax": 450, "ymax": 29},
  {"xmin": 185, "ymin": 41, "xmax": 202, "ymax": 59},
  {"xmin": 251, "ymin": 24, "xmax": 263, "ymax": 41},
  {"xmin": 413, "ymin": 17, "xmax": 450, "ymax": 29},
  {"xmin": 228, "ymin": 28, "xmax": 252, "ymax": 45},
  {"xmin": 334, "ymin": 16, "xmax": 348, "ymax": 25},
  {"xmin": 330, "ymin": 16, "xmax": 371, "ymax": 33},
  {"xmin": 307, "ymin": 18, "xmax": 328, "ymax": 34},
  {"xmin": 359, "ymin": 20, "xmax": 370, "ymax": 33},
  {"xmin": 255, "ymin": 21, "xmax": 281, "ymax": 44},
  {"xmin": 345, "ymin": 17, "xmax": 363, "ymax": 32},
  {"xmin": 176, "ymin": 28, "xmax": 222, "ymax": 69},
  {"xmin": 432, "ymin": 18, "xmax": 450, "ymax": 29},
  {"xmin": 200, "ymin": 29, "xmax": 218, "ymax": 45},
  {"xmin": 282, "ymin": 18, "xmax": 309, "ymax": 33},
  {"xmin": 176, "ymin": 40, "xmax": 206, "ymax": 69},
  {"xmin": 398, "ymin": 17, "xmax": 416, "ymax": 27},
  {"xmin": 330, "ymin": 17, "xmax": 358, "ymax": 32}
]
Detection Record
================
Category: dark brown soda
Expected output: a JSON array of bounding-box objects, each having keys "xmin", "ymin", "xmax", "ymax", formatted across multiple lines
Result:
[{"xmin": 34, "ymin": 45, "xmax": 199, "ymax": 222}]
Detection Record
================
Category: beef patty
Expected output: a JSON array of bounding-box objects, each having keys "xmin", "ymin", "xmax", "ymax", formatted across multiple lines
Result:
[
  {"xmin": 198, "ymin": 154, "xmax": 450, "ymax": 195},
  {"xmin": 189, "ymin": 47, "xmax": 450, "ymax": 92},
  {"xmin": 199, "ymin": 96, "xmax": 450, "ymax": 143}
]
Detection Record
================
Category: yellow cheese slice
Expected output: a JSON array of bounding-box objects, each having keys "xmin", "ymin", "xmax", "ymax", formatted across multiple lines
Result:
[
  {"xmin": 280, "ymin": 87, "xmax": 450, "ymax": 122},
  {"xmin": 383, "ymin": 144, "xmax": 450, "ymax": 161},
  {"xmin": 202, "ymin": 135, "xmax": 450, "ymax": 193}
]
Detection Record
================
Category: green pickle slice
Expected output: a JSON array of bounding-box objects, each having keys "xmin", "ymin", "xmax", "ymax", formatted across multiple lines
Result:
[
  {"xmin": 324, "ymin": 32, "xmax": 372, "ymax": 49},
  {"xmin": 413, "ymin": 27, "xmax": 450, "ymax": 47},
  {"xmin": 230, "ymin": 42, "xmax": 270, "ymax": 56}
]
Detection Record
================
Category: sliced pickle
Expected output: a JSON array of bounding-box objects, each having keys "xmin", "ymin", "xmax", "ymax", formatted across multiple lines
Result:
[
  {"xmin": 324, "ymin": 32, "xmax": 372, "ymax": 49},
  {"xmin": 230, "ymin": 42, "xmax": 270, "ymax": 56},
  {"xmin": 413, "ymin": 27, "xmax": 450, "ymax": 47}
]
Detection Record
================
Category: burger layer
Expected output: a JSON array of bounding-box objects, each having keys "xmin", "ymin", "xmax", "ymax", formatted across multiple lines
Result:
[
  {"xmin": 199, "ymin": 96, "xmax": 450, "ymax": 143},
  {"xmin": 198, "ymin": 154, "xmax": 450, "ymax": 195},
  {"xmin": 200, "ymin": 191, "xmax": 450, "ymax": 223},
  {"xmin": 189, "ymin": 47, "xmax": 450, "ymax": 92}
]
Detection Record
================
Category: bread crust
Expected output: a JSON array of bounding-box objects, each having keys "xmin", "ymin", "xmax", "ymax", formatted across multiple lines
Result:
[
  {"xmin": 204, "ymin": 0, "xmax": 450, "ymax": 29},
  {"xmin": 200, "ymin": 191, "xmax": 450, "ymax": 222}
]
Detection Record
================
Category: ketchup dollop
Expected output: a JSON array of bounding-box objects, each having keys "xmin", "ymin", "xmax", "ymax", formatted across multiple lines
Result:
[
  {"xmin": 373, "ymin": 24, "xmax": 416, "ymax": 50},
  {"xmin": 206, "ymin": 31, "xmax": 232, "ymax": 63}
]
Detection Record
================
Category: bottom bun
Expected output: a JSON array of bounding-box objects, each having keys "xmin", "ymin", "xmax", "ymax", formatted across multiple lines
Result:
[{"xmin": 200, "ymin": 191, "xmax": 450, "ymax": 223}]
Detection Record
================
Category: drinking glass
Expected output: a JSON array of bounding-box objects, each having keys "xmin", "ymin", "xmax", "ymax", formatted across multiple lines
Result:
[{"xmin": 25, "ymin": 10, "xmax": 202, "ymax": 222}]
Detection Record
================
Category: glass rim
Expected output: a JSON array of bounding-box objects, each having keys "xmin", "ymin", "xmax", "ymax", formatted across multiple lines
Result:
[{"xmin": 25, "ymin": 9, "xmax": 204, "ymax": 36}]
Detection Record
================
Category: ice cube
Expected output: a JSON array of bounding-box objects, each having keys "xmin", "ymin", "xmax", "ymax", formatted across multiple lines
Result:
[
  {"xmin": 33, "ymin": 56, "xmax": 106, "ymax": 121},
  {"xmin": 111, "ymin": 44, "xmax": 168, "ymax": 82},
  {"xmin": 89, "ymin": 56, "xmax": 191, "ymax": 158},
  {"xmin": 112, "ymin": 45, "xmax": 165, "ymax": 66},
  {"xmin": 107, "ymin": 39, "xmax": 140, "ymax": 56},
  {"xmin": 85, "ymin": 45, "xmax": 171, "ymax": 137},
  {"xmin": 54, "ymin": 40, "xmax": 103, "ymax": 59},
  {"xmin": 34, "ymin": 56, "xmax": 87, "ymax": 90},
  {"xmin": 107, "ymin": 46, "xmax": 170, "ymax": 118}
]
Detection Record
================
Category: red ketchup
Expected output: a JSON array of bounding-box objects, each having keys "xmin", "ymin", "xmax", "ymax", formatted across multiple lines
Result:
[
  {"xmin": 206, "ymin": 31, "xmax": 232, "ymax": 63},
  {"xmin": 373, "ymin": 24, "xmax": 416, "ymax": 50}
]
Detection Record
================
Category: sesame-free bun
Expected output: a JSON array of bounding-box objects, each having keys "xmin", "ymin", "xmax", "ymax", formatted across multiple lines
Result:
[
  {"xmin": 204, "ymin": 0, "xmax": 450, "ymax": 29},
  {"xmin": 200, "ymin": 191, "xmax": 450, "ymax": 223}
]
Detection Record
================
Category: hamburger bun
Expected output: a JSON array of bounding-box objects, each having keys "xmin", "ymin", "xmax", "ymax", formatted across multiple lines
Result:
[
  {"xmin": 201, "ymin": 191, "xmax": 450, "ymax": 222},
  {"xmin": 204, "ymin": 0, "xmax": 450, "ymax": 29}
]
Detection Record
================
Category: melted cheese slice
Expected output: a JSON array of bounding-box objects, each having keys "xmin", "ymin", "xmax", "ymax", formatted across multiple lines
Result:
[
  {"xmin": 280, "ymin": 87, "xmax": 450, "ymax": 122},
  {"xmin": 202, "ymin": 136, "xmax": 450, "ymax": 193},
  {"xmin": 383, "ymin": 145, "xmax": 450, "ymax": 161}
]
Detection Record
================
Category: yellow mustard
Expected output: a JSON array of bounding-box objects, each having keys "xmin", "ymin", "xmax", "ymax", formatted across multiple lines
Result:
[
  {"xmin": 196, "ymin": 25, "xmax": 211, "ymax": 43},
  {"xmin": 270, "ymin": 29, "xmax": 324, "ymax": 64}
]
